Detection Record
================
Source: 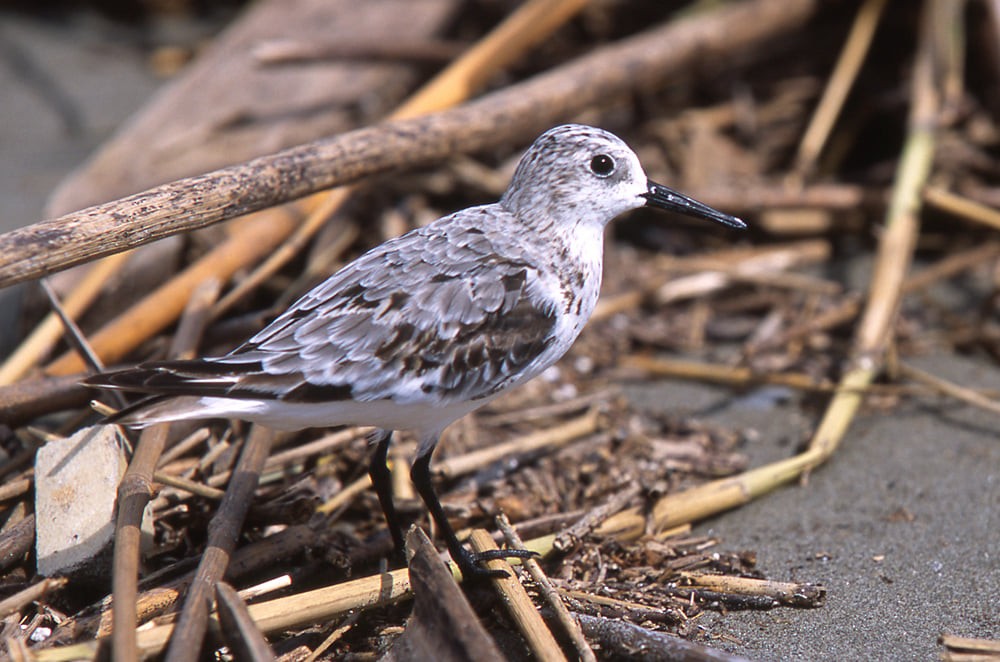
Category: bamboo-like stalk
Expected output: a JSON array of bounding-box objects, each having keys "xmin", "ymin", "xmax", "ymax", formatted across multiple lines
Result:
[
  {"xmin": 792, "ymin": 0, "xmax": 890, "ymax": 178},
  {"xmin": 468, "ymin": 529, "xmax": 567, "ymax": 662},
  {"xmin": 434, "ymin": 408, "xmax": 599, "ymax": 480},
  {"xmin": 897, "ymin": 361, "xmax": 1000, "ymax": 418}
]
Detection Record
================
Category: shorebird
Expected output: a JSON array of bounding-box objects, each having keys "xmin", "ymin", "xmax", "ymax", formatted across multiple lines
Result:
[{"xmin": 86, "ymin": 124, "xmax": 746, "ymax": 578}]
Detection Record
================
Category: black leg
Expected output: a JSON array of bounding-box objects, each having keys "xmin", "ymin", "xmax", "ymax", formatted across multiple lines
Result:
[
  {"xmin": 410, "ymin": 443, "xmax": 535, "ymax": 580},
  {"xmin": 368, "ymin": 429, "xmax": 406, "ymax": 561}
]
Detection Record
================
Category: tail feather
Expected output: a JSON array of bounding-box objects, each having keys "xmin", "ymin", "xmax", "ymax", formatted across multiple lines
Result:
[
  {"xmin": 105, "ymin": 395, "xmax": 218, "ymax": 428},
  {"xmin": 84, "ymin": 359, "xmax": 263, "ymax": 397}
]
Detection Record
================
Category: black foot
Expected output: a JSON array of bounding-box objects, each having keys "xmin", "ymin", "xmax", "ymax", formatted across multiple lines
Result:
[{"xmin": 452, "ymin": 546, "xmax": 539, "ymax": 580}]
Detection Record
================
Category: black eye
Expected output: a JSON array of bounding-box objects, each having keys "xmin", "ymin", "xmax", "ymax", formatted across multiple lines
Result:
[{"xmin": 589, "ymin": 154, "xmax": 615, "ymax": 177}]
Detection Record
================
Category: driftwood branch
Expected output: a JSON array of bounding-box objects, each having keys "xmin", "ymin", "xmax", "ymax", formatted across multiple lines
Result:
[{"xmin": 0, "ymin": 0, "xmax": 818, "ymax": 288}]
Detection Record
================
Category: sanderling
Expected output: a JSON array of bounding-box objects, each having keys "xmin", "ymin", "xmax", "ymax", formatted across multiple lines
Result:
[{"xmin": 86, "ymin": 124, "xmax": 746, "ymax": 578}]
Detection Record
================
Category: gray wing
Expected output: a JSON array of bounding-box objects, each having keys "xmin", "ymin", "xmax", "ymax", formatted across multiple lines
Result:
[{"xmin": 210, "ymin": 209, "xmax": 561, "ymax": 404}]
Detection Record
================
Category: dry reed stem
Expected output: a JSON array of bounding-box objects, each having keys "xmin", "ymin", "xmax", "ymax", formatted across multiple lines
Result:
[
  {"xmin": 557, "ymin": 587, "xmax": 687, "ymax": 615},
  {"xmin": 39, "ymin": 280, "xmax": 106, "ymax": 375},
  {"xmin": 792, "ymin": 0, "xmax": 890, "ymax": 178},
  {"xmin": 44, "ymin": 213, "xmax": 297, "ymax": 376},
  {"xmin": 655, "ymin": 241, "xmax": 830, "ymax": 305},
  {"xmin": 939, "ymin": 634, "xmax": 1000, "ymax": 655},
  {"xmin": 681, "ymin": 572, "xmax": 825, "ymax": 607},
  {"xmin": 32, "ymin": 568, "xmax": 416, "ymax": 660},
  {"xmin": 434, "ymin": 408, "xmax": 600, "ymax": 480},
  {"xmin": 468, "ymin": 529, "xmax": 567, "ymax": 662},
  {"xmin": 923, "ymin": 185, "xmax": 1000, "ymax": 231},
  {"xmin": 496, "ymin": 514, "xmax": 596, "ymax": 662},
  {"xmin": 0, "ymin": 0, "xmax": 819, "ymax": 288},
  {"xmin": 552, "ymin": 483, "xmax": 641, "ymax": 553},
  {"xmin": 0, "ymin": 577, "xmax": 66, "ymax": 619},
  {"xmin": 593, "ymin": 240, "xmax": 829, "ymax": 321},
  {"xmin": 203, "ymin": 426, "xmax": 369, "ymax": 489},
  {"xmin": 804, "ymin": 0, "xmax": 944, "ymax": 471},
  {"xmin": 896, "ymin": 361, "xmax": 1000, "ymax": 417},
  {"xmin": 620, "ymin": 355, "xmax": 835, "ymax": 392},
  {"xmin": 253, "ymin": 37, "xmax": 466, "ymax": 65},
  {"xmin": 315, "ymin": 473, "xmax": 372, "ymax": 516},
  {"xmin": 164, "ymin": 426, "xmax": 276, "ymax": 662},
  {"xmin": 302, "ymin": 613, "xmax": 359, "ymax": 662},
  {"xmin": 110, "ymin": 278, "xmax": 220, "ymax": 662},
  {"xmin": 152, "ymin": 471, "xmax": 226, "ymax": 500},
  {"xmin": 476, "ymin": 387, "xmax": 615, "ymax": 426},
  {"xmin": 662, "ymin": 2, "xmax": 950, "ymax": 525},
  {"xmin": 0, "ymin": 252, "xmax": 131, "ymax": 385},
  {"xmin": 0, "ymin": 478, "xmax": 31, "ymax": 503},
  {"xmin": 901, "ymin": 241, "xmax": 1000, "ymax": 294}
]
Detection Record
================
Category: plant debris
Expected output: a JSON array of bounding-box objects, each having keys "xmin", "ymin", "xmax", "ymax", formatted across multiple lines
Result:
[{"xmin": 0, "ymin": 0, "xmax": 998, "ymax": 659}]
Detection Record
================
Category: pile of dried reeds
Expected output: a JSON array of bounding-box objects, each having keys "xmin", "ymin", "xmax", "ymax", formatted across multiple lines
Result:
[{"xmin": 1, "ymin": 0, "xmax": 999, "ymax": 659}]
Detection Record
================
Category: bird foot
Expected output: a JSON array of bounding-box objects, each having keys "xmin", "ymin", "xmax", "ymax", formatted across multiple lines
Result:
[{"xmin": 452, "ymin": 546, "xmax": 539, "ymax": 580}]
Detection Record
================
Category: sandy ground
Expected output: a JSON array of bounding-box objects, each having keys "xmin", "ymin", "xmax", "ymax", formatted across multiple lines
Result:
[
  {"xmin": 1, "ymin": 9, "xmax": 997, "ymax": 661},
  {"xmin": 627, "ymin": 352, "xmax": 1000, "ymax": 660}
]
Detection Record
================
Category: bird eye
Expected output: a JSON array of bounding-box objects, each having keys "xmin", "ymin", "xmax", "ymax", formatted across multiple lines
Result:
[{"xmin": 589, "ymin": 154, "xmax": 615, "ymax": 177}]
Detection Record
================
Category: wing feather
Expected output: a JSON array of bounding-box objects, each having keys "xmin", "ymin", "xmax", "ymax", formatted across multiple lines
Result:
[{"xmin": 89, "ymin": 207, "xmax": 566, "ymax": 408}]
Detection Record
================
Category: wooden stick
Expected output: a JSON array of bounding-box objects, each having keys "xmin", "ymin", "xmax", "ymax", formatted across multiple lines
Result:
[
  {"xmin": 496, "ymin": 514, "xmax": 596, "ymax": 662},
  {"xmin": 572, "ymin": 612, "xmax": 752, "ymax": 662},
  {"xmin": 0, "ymin": 0, "xmax": 819, "ymax": 288},
  {"xmin": 939, "ymin": 634, "xmax": 1000, "ymax": 655},
  {"xmin": 163, "ymin": 425, "xmax": 276, "ymax": 662},
  {"xmin": 111, "ymin": 278, "xmax": 220, "ymax": 662},
  {"xmin": 680, "ymin": 572, "xmax": 825, "ymax": 608},
  {"xmin": 468, "ymin": 529, "xmax": 567, "ymax": 662},
  {"xmin": 153, "ymin": 471, "xmax": 227, "ymax": 500},
  {"xmin": 552, "ymin": 483, "xmax": 640, "ymax": 554}
]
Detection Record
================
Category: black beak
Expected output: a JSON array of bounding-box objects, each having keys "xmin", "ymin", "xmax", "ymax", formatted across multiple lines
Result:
[{"xmin": 641, "ymin": 181, "xmax": 746, "ymax": 230}]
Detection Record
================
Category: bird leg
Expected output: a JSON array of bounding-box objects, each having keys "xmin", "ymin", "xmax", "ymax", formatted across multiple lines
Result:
[
  {"xmin": 410, "ymin": 442, "xmax": 536, "ymax": 580},
  {"xmin": 368, "ymin": 429, "xmax": 406, "ymax": 562}
]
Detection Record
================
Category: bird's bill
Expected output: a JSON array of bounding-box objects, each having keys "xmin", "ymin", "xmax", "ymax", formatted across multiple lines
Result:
[{"xmin": 642, "ymin": 181, "xmax": 746, "ymax": 229}]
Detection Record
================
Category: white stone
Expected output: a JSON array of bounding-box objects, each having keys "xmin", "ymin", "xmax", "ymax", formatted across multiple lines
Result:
[{"xmin": 35, "ymin": 425, "xmax": 126, "ymax": 578}]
